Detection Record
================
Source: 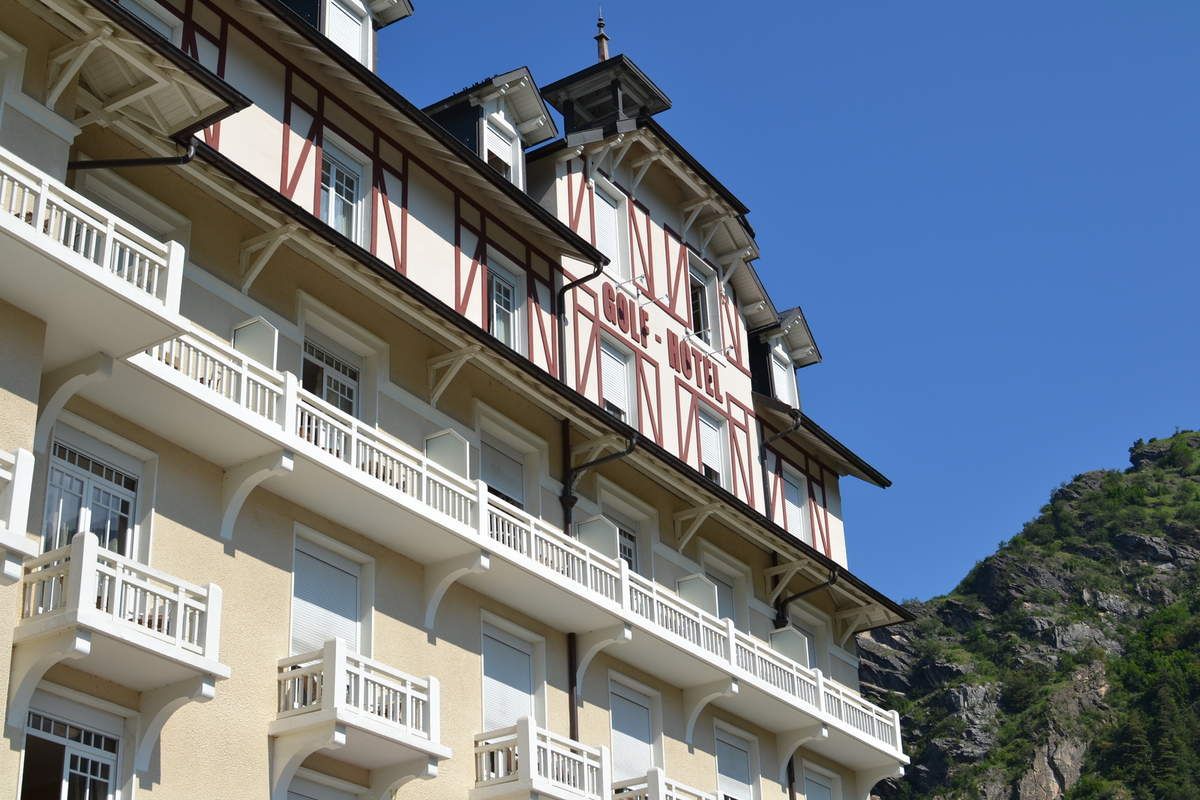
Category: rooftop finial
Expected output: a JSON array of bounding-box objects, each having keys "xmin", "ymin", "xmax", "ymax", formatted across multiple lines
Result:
[{"xmin": 595, "ymin": 7, "xmax": 610, "ymax": 62}]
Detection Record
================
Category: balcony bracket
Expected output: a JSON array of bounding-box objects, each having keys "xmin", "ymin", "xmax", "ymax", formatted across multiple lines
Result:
[
  {"xmin": 364, "ymin": 755, "xmax": 437, "ymax": 800},
  {"xmin": 574, "ymin": 624, "xmax": 632, "ymax": 697},
  {"xmin": 34, "ymin": 353, "xmax": 115, "ymax": 453},
  {"xmin": 427, "ymin": 346, "xmax": 482, "ymax": 408},
  {"xmin": 240, "ymin": 224, "xmax": 299, "ymax": 294},
  {"xmin": 682, "ymin": 677, "xmax": 738, "ymax": 747},
  {"xmin": 5, "ymin": 628, "xmax": 92, "ymax": 736},
  {"xmin": 270, "ymin": 722, "xmax": 347, "ymax": 800},
  {"xmin": 673, "ymin": 503, "xmax": 722, "ymax": 552},
  {"xmin": 776, "ymin": 723, "xmax": 828, "ymax": 783},
  {"xmin": 853, "ymin": 765, "xmax": 904, "ymax": 800},
  {"xmin": 423, "ymin": 550, "xmax": 490, "ymax": 632},
  {"xmin": 133, "ymin": 675, "xmax": 216, "ymax": 775},
  {"xmin": 220, "ymin": 450, "xmax": 295, "ymax": 540}
]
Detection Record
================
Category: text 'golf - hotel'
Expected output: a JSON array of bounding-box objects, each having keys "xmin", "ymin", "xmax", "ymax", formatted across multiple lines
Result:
[{"xmin": 0, "ymin": 0, "xmax": 912, "ymax": 798}]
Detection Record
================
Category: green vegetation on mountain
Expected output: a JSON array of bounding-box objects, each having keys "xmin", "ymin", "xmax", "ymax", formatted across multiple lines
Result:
[{"xmin": 859, "ymin": 431, "xmax": 1200, "ymax": 800}]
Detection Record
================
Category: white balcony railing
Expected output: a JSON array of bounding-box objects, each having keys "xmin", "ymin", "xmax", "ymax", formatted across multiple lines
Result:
[
  {"xmin": 135, "ymin": 329, "xmax": 902, "ymax": 755},
  {"xmin": 0, "ymin": 448, "xmax": 33, "ymax": 533},
  {"xmin": 0, "ymin": 145, "xmax": 178, "ymax": 305},
  {"xmin": 18, "ymin": 531, "xmax": 222, "ymax": 660},
  {"xmin": 613, "ymin": 769, "xmax": 714, "ymax": 800},
  {"xmin": 475, "ymin": 717, "xmax": 609, "ymax": 800},
  {"xmin": 277, "ymin": 638, "xmax": 438, "ymax": 743}
]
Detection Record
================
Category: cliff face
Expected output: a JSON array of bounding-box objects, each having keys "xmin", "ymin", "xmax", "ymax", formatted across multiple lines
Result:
[{"xmin": 860, "ymin": 432, "xmax": 1200, "ymax": 800}]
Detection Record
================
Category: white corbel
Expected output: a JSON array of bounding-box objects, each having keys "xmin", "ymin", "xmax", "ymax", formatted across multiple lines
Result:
[
  {"xmin": 270, "ymin": 723, "xmax": 346, "ymax": 800},
  {"xmin": 574, "ymin": 624, "xmax": 632, "ymax": 695},
  {"xmin": 34, "ymin": 353, "xmax": 114, "ymax": 454},
  {"xmin": 682, "ymin": 678, "xmax": 738, "ymax": 746},
  {"xmin": 609, "ymin": 138, "xmax": 636, "ymax": 172},
  {"xmin": 698, "ymin": 218, "xmax": 725, "ymax": 253},
  {"xmin": 427, "ymin": 345, "xmax": 482, "ymax": 408},
  {"xmin": 134, "ymin": 676, "xmax": 216, "ymax": 774},
  {"xmin": 853, "ymin": 765, "xmax": 904, "ymax": 800},
  {"xmin": 766, "ymin": 561, "xmax": 804, "ymax": 603},
  {"xmin": 220, "ymin": 450, "xmax": 294, "ymax": 540},
  {"xmin": 834, "ymin": 607, "xmax": 873, "ymax": 647},
  {"xmin": 673, "ymin": 503, "xmax": 722, "ymax": 551},
  {"xmin": 719, "ymin": 258, "xmax": 745, "ymax": 288},
  {"xmin": 423, "ymin": 551, "xmax": 489, "ymax": 631},
  {"xmin": 240, "ymin": 224, "xmax": 298, "ymax": 293},
  {"xmin": 363, "ymin": 756, "xmax": 437, "ymax": 800},
  {"xmin": 6, "ymin": 629, "xmax": 91, "ymax": 736},
  {"xmin": 776, "ymin": 723, "xmax": 828, "ymax": 783},
  {"xmin": 630, "ymin": 154, "xmax": 660, "ymax": 191}
]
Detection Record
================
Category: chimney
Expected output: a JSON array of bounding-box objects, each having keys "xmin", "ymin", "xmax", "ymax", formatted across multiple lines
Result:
[{"xmin": 594, "ymin": 11, "xmax": 610, "ymax": 62}]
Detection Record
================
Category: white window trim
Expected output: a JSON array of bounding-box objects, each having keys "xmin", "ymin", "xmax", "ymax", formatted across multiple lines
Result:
[
  {"xmin": 798, "ymin": 759, "xmax": 842, "ymax": 800},
  {"xmin": 319, "ymin": 133, "xmax": 370, "ymax": 246},
  {"xmin": 291, "ymin": 523, "xmax": 375, "ymax": 657},
  {"xmin": 608, "ymin": 670, "xmax": 664, "ymax": 774},
  {"xmin": 48, "ymin": 413, "xmax": 158, "ymax": 565},
  {"xmin": 481, "ymin": 111, "xmax": 523, "ymax": 189},
  {"xmin": 592, "ymin": 173, "xmax": 630, "ymax": 282},
  {"xmin": 599, "ymin": 335, "xmax": 637, "ymax": 427},
  {"xmin": 697, "ymin": 405, "xmax": 729, "ymax": 488},
  {"xmin": 770, "ymin": 338, "xmax": 797, "ymax": 407},
  {"xmin": 697, "ymin": 540, "xmax": 753, "ymax": 630},
  {"xmin": 297, "ymin": 291, "xmax": 388, "ymax": 425},
  {"xmin": 596, "ymin": 476, "xmax": 659, "ymax": 578},
  {"xmin": 475, "ymin": 402, "xmax": 547, "ymax": 517},
  {"xmin": 687, "ymin": 256, "xmax": 721, "ymax": 351},
  {"xmin": 293, "ymin": 767, "xmax": 369, "ymax": 798},
  {"xmin": 324, "ymin": 0, "xmax": 372, "ymax": 65},
  {"xmin": 480, "ymin": 612, "xmax": 548, "ymax": 728},
  {"xmin": 713, "ymin": 719, "xmax": 761, "ymax": 800},
  {"xmin": 485, "ymin": 249, "xmax": 526, "ymax": 355},
  {"xmin": 779, "ymin": 461, "xmax": 811, "ymax": 543}
]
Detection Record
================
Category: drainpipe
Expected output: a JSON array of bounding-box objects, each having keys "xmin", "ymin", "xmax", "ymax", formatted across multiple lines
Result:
[
  {"xmin": 67, "ymin": 141, "xmax": 197, "ymax": 171},
  {"xmin": 774, "ymin": 569, "xmax": 839, "ymax": 628},
  {"xmin": 555, "ymin": 257, "xmax": 604, "ymax": 385},
  {"xmin": 567, "ymin": 631, "xmax": 580, "ymax": 739},
  {"xmin": 561, "ymin": 432, "xmax": 638, "ymax": 535}
]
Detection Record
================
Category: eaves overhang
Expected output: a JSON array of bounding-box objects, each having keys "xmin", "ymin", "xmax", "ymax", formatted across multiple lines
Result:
[
  {"xmin": 423, "ymin": 66, "xmax": 559, "ymax": 147},
  {"xmin": 181, "ymin": 136, "xmax": 910, "ymax": 631},
  {"xmin": 240, "ymin": 0, "xmax": 607, "ymax": 268},
  {"xmin": 756, "ymin": 391, "xmax": 891, "ymax": 489},
  {"xmin": 750, "ymin": 305, "xmax": 822, "ymax": 368}
]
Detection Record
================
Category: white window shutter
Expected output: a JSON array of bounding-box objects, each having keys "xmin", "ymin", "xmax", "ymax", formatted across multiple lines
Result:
[
  {"xmin": 482, "ymin": 630, "xmax": 534, "ymax": 730},
  {"xmin": 594, "ymin": 188, "xmax": 621, "ymax": 265},
  {"xmin": 485, "ymin": 124, "xmax": 512, "ymax": 166},
  {"xmin": 699, "ymin": 412, "xmax": 724, "ymax": 476},
  {"xmin": 716, "ymin": 732, "xmax": 754, "ymax": 800},
  {"xmin": 326, "ymin": 0, "xmax": 364, "ymax": 59},
  {"xmin": 482, "ymin": 441, "xmax": 526, "ymax": 507},
  {"xmin": 610, "ymin": 685, "xmax": 654, "ymax": 781},
  {"xmin": 783, "ymin": 472, "xmax": 807, "ymax": 535},
  {"xmin": 290, "ymin": 541, "xmax": 360, "ymax": 655},
  {"xmin": 772, "ymin": 354, "xmax": 795, "ymax": 406},
  {"xmin": 601, "ymin": 342, "xmax": 631, "ymax": 417}
]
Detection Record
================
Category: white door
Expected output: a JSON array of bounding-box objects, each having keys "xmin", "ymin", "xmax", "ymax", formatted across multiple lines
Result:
[
  {"xmin": 482, "ymin": 626, "xmax": 534, "ymax": 730},
  {"xmin": 610, "ymin": 682, "xmax": 654, "ymax": 781},
  {"xmin": 716, "ymin": 729, "xmax": 754, "ymax": 800},
  {"xmin": 291, "ymin": 539, "xmax": 360, "ymax": 655}
]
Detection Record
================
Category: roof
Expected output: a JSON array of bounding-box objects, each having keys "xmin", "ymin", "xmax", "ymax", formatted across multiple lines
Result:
[
  {"xmin": 423, "ymin": 66, "xmax": 559, "ymax": 147},
  {"xmin": 756, "ymin": 392, "xmax": 892, "ymax": 488},
  {"xmin": 540, "ymin": 54, "xmax": 671, "ymax": 125},
  {"xmin": 753, "ymin": 305, "xmax": 822, "ymax": 368},
  {"xmin": 366, "ymin": 0, "xmax": 413, "ymax": 27}
]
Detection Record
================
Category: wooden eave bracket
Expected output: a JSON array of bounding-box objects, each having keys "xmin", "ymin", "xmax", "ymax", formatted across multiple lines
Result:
[
  {"xmin": 427, "ymin": 345, "xmax": 482, "ymax": 408},
  {"xmin": 765, "ymin": 560, "xmax": 805, "ymax": 603},
  {"xmin": 570, "ymin": 433, "xmax": 626, "ymax": 465},
  {"xmin": 673, "ymin": 502, "xmax": 722, "ymax": 552},
  {"xmin": 834, "ymin": 606, "xmax": 875, "ymax": 647},
  {"xmin": 240, "ymin": 223, "xmax": 299, "ymax": 293},
  {"xmin": 630, "ymin": 153, "xmax": 661, "ymax": 190},
  {"xmin": 46, "ymin": 28, "xmax": 111, "ymax": 108}
]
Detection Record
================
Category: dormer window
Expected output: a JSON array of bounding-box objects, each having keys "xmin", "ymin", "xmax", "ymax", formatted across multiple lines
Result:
[
  {"xmin": 481, "ymin": 112, "xmax": 523, "ymax": 188},
  {"xmin": 771, "ymin": 347, "xmax": 797, "ymax": 407},
  {"xmin": 282, "ymin": 0, "xmax": 372, "ymax": 64},
  {"xmin": 689, "ymin": 260, "xmax": 718, "ymax": 348}
]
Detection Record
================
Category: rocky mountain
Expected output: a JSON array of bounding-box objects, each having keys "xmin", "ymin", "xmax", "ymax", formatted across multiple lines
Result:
[{"xmin": 860, "ymin": 431, "xmax": 1200, "ymax": 800}]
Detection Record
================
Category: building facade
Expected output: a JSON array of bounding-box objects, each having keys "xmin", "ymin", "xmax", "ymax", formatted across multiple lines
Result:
[{"xmin": 0, "ymin": 1, "xmax": 910, "ymax": 798}]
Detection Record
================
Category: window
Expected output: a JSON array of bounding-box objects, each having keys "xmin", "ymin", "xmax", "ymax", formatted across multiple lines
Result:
[
  {"xmin": 706, "ymin": 569, "xmax": 737, "ymax": 623},
  {"xmin": 20, "ymin": 709, "xmax": 119, "ymax": 800},
  {"xmin": 609, "ymin": 680, "xmax": 656, "ymax": 781},
  {"xmin": 481, "ymin": 623, "xmax": 536, "ymax": 730},
  {"xmin": 600, "ymin": 339, "xmax": 634, "ymax": 423},
  {"xmin": 802, "ymin": 766, "xmax": 836, "ymax": 800},
  {"xmin": 617, "ymin": 527, "xmax": 639, "ymax": 574},
  {"xmin": 481, "ymin": 440, "xmax": 525, "ymax": 509},
  {"xmin": 689, "ymin": 264, "xmax": 717, "ymax": 346},
  {"xmin": 594, "ymin": 185, "xmax": 625, "ymax": 278},
  {"xmin": 325, "ymin": 0, "xmax": 367, "ymax": 61},
  {"xmin": 41, "ymin": 441, "xmax": 137, "ymax": 555},
  {"xmin": 302, "ymin": 338, "xmax": 361, "ymax": 415},
  {"xmin": 781, "ymin": 467, "xmax": 812, "ymax": 545},
  {"xmin": 487, "ymin": 261, "xmax": 525, "ymax": 352},
  {"xmin": 772, "ymin": 350, "xmax": 796, "ymax": 407},
  {"xmin": 484, "ymin": 122, "xmax": 515, "ymax": 182},
  {"xmin": 319, "ymin": 144, "xmax": 363, "ymax": 242},
  {"xmin": 715, "ymin": 727, "xmax": 756, "ymax": 800},
  {"xmin": 290, "ymin": 537, "xmax": 362, "ymax": 655},
  {"xmin": 698, "ymin": 410, "xmax": 727, "ymax": 487}
]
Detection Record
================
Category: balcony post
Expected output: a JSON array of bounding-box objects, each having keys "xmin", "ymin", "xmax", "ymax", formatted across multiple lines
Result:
[
  {"xmin": 475, "ymin": 479, "xmax": 489, "ymax": 540},
  {"xmin": 814, "ymin": 668, "xmax": 826, "ymax": 716},
  {"xmin": 891, "ymin": 708, "xmax": 903, "ymax": 751},
  {"xmin": 100, "ymin": 219, "xmax": 115, "ymax": 275},
  {"xmin": 32, "ymin": 175, "xmax": 49, "ymax": 239},
  {"xmin": 322, "ymin": 638, "xmax": 347, "ymax": 714},
  {"xmin": 597, "ymin": 743, "xmax": 612, "ymax": 800},
  {"xmin": 617, "ymin": 558, "xmax": 630, "ymax": 613},
  {"xmin": 425, "ymin": 675, "xmax": 440, "ymax": 742},
  {"xmin": 646, "ymin": 766, "xmax": 666, "ymax": 800},
  {"xmin": 724, "ymin": 617, "xmax": 737, "ymax": 666},
  {"xmin": 282, "ymin": 372, "xmax": 298, "ymax": 434},
  {"xmin": 164, "ymin": 240, "xmax": 185, "ymax": 310},
  {"xmin": 516, "ymin": 716, "xmax": 536, "ymax": 783},
  {"xmin": 64, "ymin": 532, "xmax": 98, "ymax": 613},
  {"xmin": 203, "ymin": 583, "xmax": 222, "ymax": 661}
]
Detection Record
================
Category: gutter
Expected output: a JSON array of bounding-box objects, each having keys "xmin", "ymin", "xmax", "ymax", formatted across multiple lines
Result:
[{"xmin": 69, "ymin": 141, "xmax": 196, "ymax": 171}]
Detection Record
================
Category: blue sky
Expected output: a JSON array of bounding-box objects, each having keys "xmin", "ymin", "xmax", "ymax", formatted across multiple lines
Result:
[{"xmin": 379, "ymin": 3, "xmax": 1200, "ymax": 601}]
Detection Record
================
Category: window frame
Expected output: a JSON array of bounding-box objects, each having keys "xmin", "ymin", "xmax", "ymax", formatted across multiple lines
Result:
[
  {"xmin": 297, "ymin": 291, "xmax": 388, "ymax": 425},
  {"xmin": 607, "ymin": 671, "xmax": 664, "ymax": 780},
  {"xmin": 290, "ymin": 524, "xmax": 375, "ymax": 658},
  {"xmin": 713, "ymin": 720, "xmax": 761, "ymax": 800},
  {"xmin": 595, "ymin": 476, "xmax": 658, "ymax": 579},
  {"xmin": 770, "ymin": 339, "xmax": 797, "ymax": 407},
  {"xmin": 476, "ymin": 403, "xmax": 547, "ymax": 517},
  {"xmin": 322, "ymin": 0, "xmax": 371, "ymax": 64},
  {"xmin": 599, "ymin": 336, "xmax": 637, "ymax": 425},
  {"xmin": 482, "ymin": 113, "xmax": 521, "ymax": 187},
  {"xmin": 20, "ymin": 688, "xmax": 133, "ymax": 800},
  {"xmin": 302, "ymin": 334, "xmax": 363, "ymax": 417},
  {"xmin": 697, "ymin": 406, "xmax": 729, "ymax": 488},
  {"xmin": 115, "ymin": 0, "xmax": 183, "ymax": 45},
  {"xmin": 688, "ymin": 256, "xmax": 720, "ymax": 350},
  {"xmin": 480, "ymin": 612, "xmax": 547, "ymax": 728},
  {"xmin": 318, "ymin": 138, "xmax": 368, "ymax": 245},
  {"xmin": 592, "ymin": 175, "xmax": 630, "ymax": 281},
  {"xmin": 486, "ymin": 252, "xmax": 526, "ymax": 355},
  {"xmin": 698, "ymin": 541, "xmax": 753, "ymax": 631},
  {"xmin": 798, "ymin": 760, "xmax": 842, "ymax": 800}
]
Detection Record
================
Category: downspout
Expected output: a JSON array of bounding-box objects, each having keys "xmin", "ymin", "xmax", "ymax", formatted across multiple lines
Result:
[
  {"xmin": 774, "ymin": 569, "xmax": 839, "ymax": 628},
  {"xmin": 68, "ymin": 141, "xmax": 197, "ymax": 171},
  {"xmin": 555, "ymin": 258, "xmax": 603, "ymax": 384}
]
